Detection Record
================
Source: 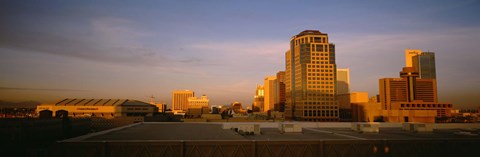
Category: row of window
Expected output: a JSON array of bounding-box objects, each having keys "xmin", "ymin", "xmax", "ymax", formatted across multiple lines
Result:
[
  {"xmin": 311, "ymin": 57, "xmax": 329, "ymax": 61},
  {"xmin": 304, "ymin": 105, "xmax": 338, "ymax": 109},
  {"xmin": 308, "ymin": 65, "xmax": 333, "ymax": 68},
  {"xmin": 308, "ymin": 98, "xmax": 335, "ymax": 101},
  {"xmin": 307, "ymin": 81, "xmax": 333, "ymax": 84},
  {"xmin": 400, "ymin": 104, "xmax": 452, "ymax": 108},
  {"xmin": 304, "ymin": 118, "xmax": 338, "ymax": 122},
  {"xmin": 311, "ymin": 61, "xmax": 332, "ymax": 64},
  {"xmin": 308, "ymin": 85, "xmax": 334, "ymax": 89},
  {"xmin": 303, "ymin": 110, "xmax": 338, "ymax": 117},
  {"xmin": 308, "ymin": 75, "xmax": 334, "ymax": 79},
  {"xmin": 307, "ymin": 93, "xmax": 335, "ymax": 97},
  {"xmin": 311, "ymin": 52, "xmax": 330, "ymax": 57},
  {"xmin": 309, "ymin": 69, "xmax": 334, "ymax": 72},
  {"xmin": 294, "ymin": 37, "xmax": 327, "ymax": 46},
  {"xmin": 305, "ymin": 101, "xmax": 336, "ymax": 105}
]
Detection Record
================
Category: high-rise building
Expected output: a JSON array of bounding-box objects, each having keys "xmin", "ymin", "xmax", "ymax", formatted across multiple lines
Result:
[
  {"xmin": 253, "ymin": 85, "xmax": 264, "ymax": 112},
  {"xmin": 405, "ymin": 49, "xmax": 422, "ymax": 67},
  {"xmin": 285, "ymin": 30, "xmax": 338, "ymax": 121},
  {"xmin": 336, "ymin": 68, "xmax": 350, "ymax": 95},
  {"xmin": 264, "ymin": 76, "xmax": 277, "ymax": 112},
  {"xmin": 172, "ymin": 90, "xmax": 194, "ymax": 111},
  {"xmin": 405, "ymin": 49, "xmax": 437, "ymax": 79},
  {"xmin": 412, "ymin": 52, "xmax": 436, "ymax": 79},
  {"xmin": 276, "ymin": 71, "xmax": 286, "ymax": 112}
]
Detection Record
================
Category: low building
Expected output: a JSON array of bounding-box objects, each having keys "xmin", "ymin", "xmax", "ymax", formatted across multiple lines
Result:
[
  {"xmin": 36, "ymin": 98, "xmax": 157, "ymax": 118},
  {"xmin": 187, "ymin": 95, "xmax": 209, "ymax": 109}
]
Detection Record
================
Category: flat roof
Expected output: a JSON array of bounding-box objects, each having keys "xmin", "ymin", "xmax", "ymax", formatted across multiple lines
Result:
[{"xmin": 67, "ymin": 122, "xmax": 480, "ymax": 142}]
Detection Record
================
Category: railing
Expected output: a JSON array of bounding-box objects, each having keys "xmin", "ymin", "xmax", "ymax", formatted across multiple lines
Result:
[{"xmin": 56, "ymin": 139, "xmax": 479, "ymax": 157}]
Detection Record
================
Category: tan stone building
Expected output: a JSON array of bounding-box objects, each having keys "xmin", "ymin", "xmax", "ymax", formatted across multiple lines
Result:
[{"xmin": 285, "ymin": 30, "xmax": 338, "ymax": 121}]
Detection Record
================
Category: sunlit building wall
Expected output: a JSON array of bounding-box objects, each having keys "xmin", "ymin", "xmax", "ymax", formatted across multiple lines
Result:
[
  {"xmin": 285, "ymin": 30, "xmax": 338, "ymax": 121},
  {"xmin": 264, "ymin": 76, "xmax": 278, "ymax": 112},
  {"xmin": 172, "ymin": 90, "xmax": 194, "ymax": 112},
  {"xmin": 188, "ymin": 95, "xmax": 209, "ymax": 109},
  {"xmin": 405, "ymin": 49, "xmax": 422, "ymax": 67},
  {"xmin": 350, "ymin": 92, "xmax": 369, "ymax": 103},
  {"xmin": 253, "ymin": 85, "xmax": 265, "ymax": 112}
]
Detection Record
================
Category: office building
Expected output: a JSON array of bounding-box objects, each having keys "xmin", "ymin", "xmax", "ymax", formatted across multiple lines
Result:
[
  {"xmin": 378, "ymin": 67, "xmax": 451, "ymax": 122},
  {"xmin": 276, "ymin": 71, "xmax": 286, "ymax": 112},
  {"xmin": 172, "ymin": 90, "xmax": 194, "ymax": 112},
  {"xmin": 413, "ymin": 52, "xmax": 436, "ymax": 79},
  {"xmin": 380, "ymin": 67, "xmax": 438, "ymax": 110},
  {"xmin": 405, "ymin": 49, "xmax": 437, "ymax": 79},
  {"xmin": 285, "ymin": 30, "xmax": 338, "ymax": 121},
  {"xmin": 264, "ymin": 76, "xmax": 277, "ymax": 112},
  {"xmin": 253, "ymin": 85, "xmax": 264, "ymax": 112},
  {"xmin": 336, "ymin": 68, "xmax": 350, "ymax": 95}
]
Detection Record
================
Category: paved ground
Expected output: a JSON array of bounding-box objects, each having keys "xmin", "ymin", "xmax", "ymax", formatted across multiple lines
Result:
[{"xmin": 83, "ymin": 122, "xmax": 480, "ymax": 141}]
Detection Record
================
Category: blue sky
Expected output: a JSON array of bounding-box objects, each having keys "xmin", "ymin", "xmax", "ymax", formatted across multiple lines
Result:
[{"xmin": 1, "ymin": 0, "xmax": 479, "ymax": 109}]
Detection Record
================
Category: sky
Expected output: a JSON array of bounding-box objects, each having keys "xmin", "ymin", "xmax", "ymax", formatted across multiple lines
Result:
[{"xmin": 1, "ymin": 0, "xmax": 479, "ymax": 109}]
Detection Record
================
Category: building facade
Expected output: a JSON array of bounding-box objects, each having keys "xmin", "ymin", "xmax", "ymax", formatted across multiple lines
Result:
[
  {"xmin": 188, "ymin": 95, "xmax": 209, "ymax": 109},
  {"xmin": 276, "ymin": 71, "xmax": 286, "ymax": 112},
  {"xmin": 285, "ymin": 30, "xmax": 338, "ymax": 121},
  {"xmin": 336, "ymin": 68, "xmax": 350, "ymax": 95},
  {"xmin": 412, "ymin": 52, "xmax": 436, "ymax": 79},
  {"xmin": 378, "ymin": 67, "xmax": 451, "ymax": 122},
  {"xmin": 264, "ymin": 76, "xmax": 277, "ymax": 112},
  {"xmin": 253, "ymin": 85, "xmax": 265, "ymax": 112},
  {"xmin": 36, "ymin": 98, "xmax": 157, "ymax": 118},
  {"xmin": 172, "ymin": 90, "xmax": 194, "ymax": 112}
]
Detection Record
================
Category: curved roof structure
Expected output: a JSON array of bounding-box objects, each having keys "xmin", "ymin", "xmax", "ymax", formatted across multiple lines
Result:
[{"xmin": 45, "ymin": 98, "xmax": 153, "ymax": 107}]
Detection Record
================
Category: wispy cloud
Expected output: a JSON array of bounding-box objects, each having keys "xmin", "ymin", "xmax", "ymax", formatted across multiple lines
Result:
[
  {"xmin": 0, "ymin": 87, "xmax": 89, "ymax": 92},
  {"xmin": 0, "ymin": 16, "xmax": 215, "ymax": 72}
]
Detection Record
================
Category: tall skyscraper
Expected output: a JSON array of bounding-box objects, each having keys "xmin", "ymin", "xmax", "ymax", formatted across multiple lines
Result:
[
  {"xmin": 276, "ymin": 71, "xmax": 286, "ymax": 112},
  {"xmin": 264, "ymin": 76, "xmax": 278, "ymax": 112},
  {"xmin": 285, "ymin": 30, "xmax": 338, "ymax": 121},
  {"xmin": 405, "ymin": 49, "xmax": 422, "ymax": 67},
  {"xmin": 405, "ymin": 49, "xmax": 437, "ymax": 79},
  {"xmin": 172, "ymin": 90, "xmax": 194, "ymax": 111},
  {"xmin": 412, "ymin": 52, "xmax": 436, "ymax": 79},
  {"xmin": 253, "ymin": 85, "xmax": 264, "ymax": 112},
  {"xmin": 336, "ymin": 68, "xmax": 350, "ymax": 95}
]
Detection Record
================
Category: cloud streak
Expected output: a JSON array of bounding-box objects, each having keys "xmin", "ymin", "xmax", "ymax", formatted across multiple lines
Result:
[
  {"xmin": 0, "ymin": 87, "xmax": 89, "ymax": 92},
  {"xmin": 0, "ymin": 17, "xmax": 215, "ymax": 72}
]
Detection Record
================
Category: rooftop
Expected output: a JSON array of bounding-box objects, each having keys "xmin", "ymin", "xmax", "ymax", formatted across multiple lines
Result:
[
  {"xmin": 68, "ymin": 122, "xmax": 480, "ymax": 141},
  {"xmin": 58, "ymin": 122, "xmax": 480, "ymax": 157}
]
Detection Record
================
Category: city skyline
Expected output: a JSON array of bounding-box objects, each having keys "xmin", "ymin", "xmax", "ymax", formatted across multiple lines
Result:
[{"xmin": 1, "ymin": 1, "xmax": 480, "ymax": 109}]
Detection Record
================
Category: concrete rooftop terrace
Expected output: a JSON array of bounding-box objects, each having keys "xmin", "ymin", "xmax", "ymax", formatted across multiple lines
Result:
[{"xmin": 67, "ymin": 122, "xmax": 480, "ymax": 142}]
